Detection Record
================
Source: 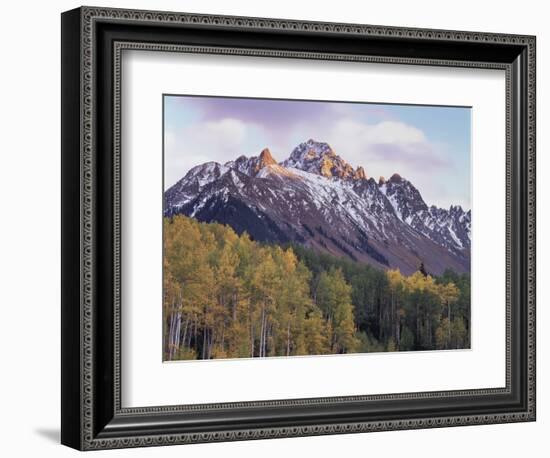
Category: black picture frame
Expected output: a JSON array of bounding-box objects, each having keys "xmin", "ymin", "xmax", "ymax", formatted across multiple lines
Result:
[{"xmin": 61, "ymin": 6, "xmax": 536, "ymax": 450}]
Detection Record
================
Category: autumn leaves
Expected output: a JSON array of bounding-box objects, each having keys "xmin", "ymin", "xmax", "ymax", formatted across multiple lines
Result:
[{"xmin": 163, "ymin": 216, "xmax": 470, "ymax": 360}]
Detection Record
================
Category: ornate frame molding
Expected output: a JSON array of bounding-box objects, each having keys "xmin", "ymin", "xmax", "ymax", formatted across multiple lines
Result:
[{"xmin": 61, "ymin": 6, "xmax": 536, "ymax": 450}]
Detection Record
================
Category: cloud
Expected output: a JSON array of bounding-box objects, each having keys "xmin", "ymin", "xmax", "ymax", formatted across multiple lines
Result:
[
  {"xmin": 338, "ymin": 120, "xmax": 426, "ymax": 144},
  {"xmin": 322, "ymin": 119, "xmax": 468, "ymax": 209},
  {"xmin": 196, "ymin": 118, "xmax": 247, "ymax": 149},
  {"xmin": 177, "ymin": 96, "xmax": 337, "ymax": 130},
  {"xmin": 327, "ymin": 119, "xmax": 448, "ymax": 170},
  {"xmin": 165, "ymin": 118, "xmax": 250, "ymax": 187}
]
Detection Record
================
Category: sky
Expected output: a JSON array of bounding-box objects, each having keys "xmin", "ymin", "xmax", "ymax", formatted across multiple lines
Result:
[{"xmin": 164, "ymin": 95, "xmax": 471, "ymax": 210}]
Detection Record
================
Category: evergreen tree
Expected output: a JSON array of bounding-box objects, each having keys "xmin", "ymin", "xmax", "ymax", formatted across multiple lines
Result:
[{"xmin": 419, "ymin": 261, "xmax": 428, "ymax": 277}]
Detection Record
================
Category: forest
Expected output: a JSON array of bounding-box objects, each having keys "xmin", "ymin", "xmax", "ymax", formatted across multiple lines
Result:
[{"xmin": 163, "ymin": 215, "xmax": 471, "ymax": 361}]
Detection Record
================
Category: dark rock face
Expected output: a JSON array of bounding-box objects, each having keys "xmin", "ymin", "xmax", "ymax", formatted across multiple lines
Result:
[{"xmin": 165, "ymin": 140, "xmax": 471, "ymax": 275}]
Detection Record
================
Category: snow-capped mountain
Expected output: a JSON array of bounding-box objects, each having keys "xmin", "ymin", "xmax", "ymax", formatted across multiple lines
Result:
[
  {"xmin": 379, "ymin": 173, "xmax": 471, "ymax": 255},
  {"xmin": 165, "ymin": 139, "xmax": 471, "ymax": 275}
]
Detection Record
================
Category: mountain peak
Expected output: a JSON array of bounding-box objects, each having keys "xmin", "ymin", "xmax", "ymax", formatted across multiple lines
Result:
[
  {"xmin": 284, "ymin": 140, "xmax": 368, "ymax": 180},
  {"xmin": 355, "ymin": 166, "xmax": 367, "ymax": 180},
  {"xmin": 383, "ymin": 172, "xmax": 429, "ymax": 222},
  {"xmin": 306, "ymin": 138, "xmax": 332, "ymax": 149},
  {"xmin": 389, "ymin": 173, "xmax": 403, "ymax": 183},
  {"xmin": 288, "ymin": 139, "xmax": 335, "ymax": 162},
  {"xmin": 251, "ymin": 148, "xmax": 278, "ymax": 175},
  {"xmin": 223, "ymin": 148, "xmax": 279, "ymax": 177},
  {"xmin": 259, "ymin": 148, "xmax": 277, "ymax": 167},
  {"xmin": 449, "ymin": 204, "xmax": 466, "ymax": 215}
]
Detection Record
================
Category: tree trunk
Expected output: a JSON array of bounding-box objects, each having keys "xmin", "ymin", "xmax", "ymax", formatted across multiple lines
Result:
[
  {"xmin": 391, "ymin": 292, "xmax": 395, "ymax": 340},
  {"xmin": 264, "ymin": 316, "xmax": 269, "ymax": 357},
  {"xmin": 416, "ymin": 302, "xmax": 420, "ymax": 345},
  {"xmin": 181, "ymin": 316, "xmax": 189, "ymax": 352},
  {"xmin": 396, "ymin": 306, "xmax": 401, "ymax": 348},
  {"xmin": 202, "ymin": 328, "xmax": 207, "ymax": 359},
  {"xmin": 167, "ymin": 311, "xmax": 175, "ymax": 360},
  {"xmin": 426, "ymin": 312, "xmax": 431, "ymax": 348},
  {"xmin": 220, "ymin": 321, "xmax": 225, "ymax": 353},
  {"xmin": 396, "ymin": 319, "xmax": 401, "ymax": 348},
  {"xmin": 193, "ymin": 317, "xmax": 198, "ymax": 349},
  {"xmin": 250, "ymin": 324, "xmax": 255, "ymax": 357},
  {"xmin": 447, "ymin": 301, "xmax": 452, "ymax": 345},
  {"xmin": 174, "ymin": 311, "xmax": 182, "ymax": 356},
  {"xmin": 286, "ymin": 321, "xmax": 291, "ymax": 356},
  {"xmin": 207, "ymin": 327, "xmax": 213, "ymax": 359},
  {"xmin": 259, "ymin": 306, "xmax": 265, "ymax": 357},
  {"xmin": 168, "ymin": 309, "xmax": 182, "ymax": 360}
]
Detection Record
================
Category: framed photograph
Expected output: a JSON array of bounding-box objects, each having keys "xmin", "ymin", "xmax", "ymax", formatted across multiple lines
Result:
[{"xmin": 61, "ymin": 6, "xmax": 536, "ymax": 450}]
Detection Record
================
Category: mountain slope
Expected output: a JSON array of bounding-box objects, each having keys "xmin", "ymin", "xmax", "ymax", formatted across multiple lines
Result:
[{"xmin": 165, "ymin": 139, "xmax": 470, "ymax": 275}]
